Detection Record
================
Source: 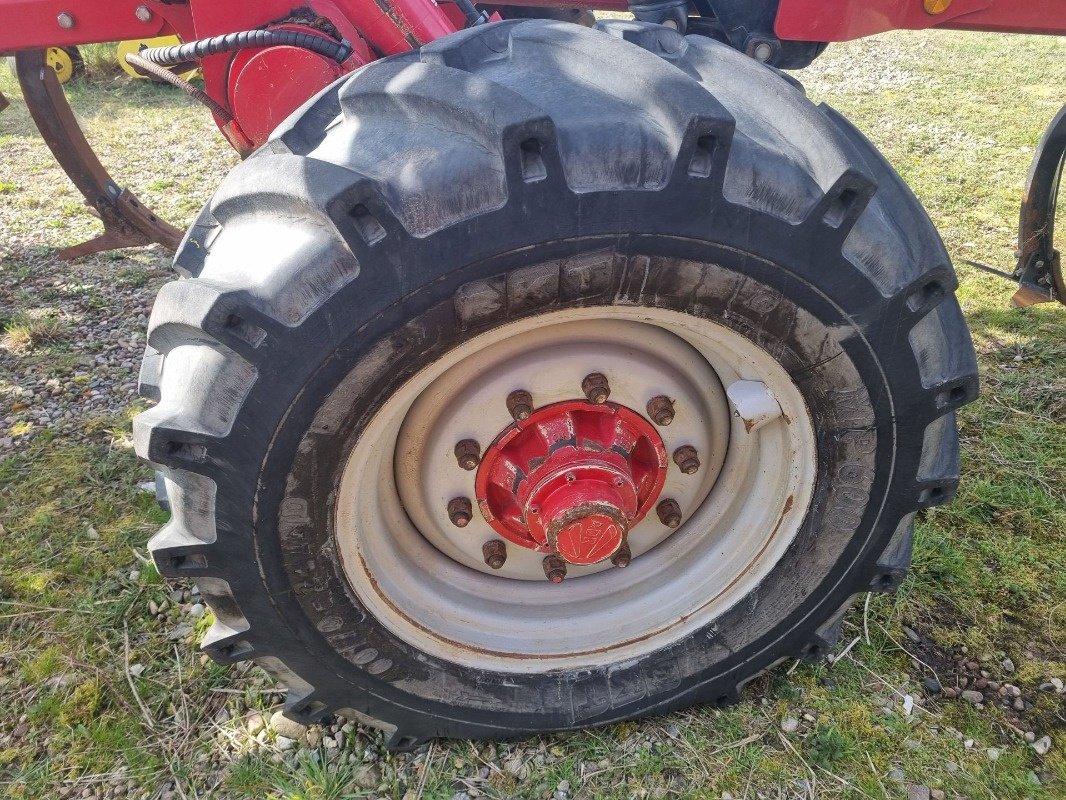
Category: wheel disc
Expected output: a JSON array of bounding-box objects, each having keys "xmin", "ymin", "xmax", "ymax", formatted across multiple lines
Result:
[{"xmin": 335, "ymin": 306, "xmax": 817, "ymax": 672}]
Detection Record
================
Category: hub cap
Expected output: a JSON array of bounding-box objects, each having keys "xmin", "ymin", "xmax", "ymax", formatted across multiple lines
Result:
[{"xmin": 476, "ymin": 401, "xmax": 668, "ymax": 565}]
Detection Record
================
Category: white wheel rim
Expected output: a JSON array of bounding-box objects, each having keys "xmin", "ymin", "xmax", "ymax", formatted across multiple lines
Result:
[{"xmin": 335, "ymin": 306, "xmax": 817, "ymax": 672}]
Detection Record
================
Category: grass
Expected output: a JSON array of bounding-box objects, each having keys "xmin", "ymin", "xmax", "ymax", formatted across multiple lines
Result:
[{"xmin": 1, "ymin": 23, "xmax": 1065, "ymax": 800}]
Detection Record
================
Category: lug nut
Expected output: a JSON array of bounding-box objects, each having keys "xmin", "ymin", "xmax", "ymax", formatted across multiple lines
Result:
[
  {"xmin": 454, "ymin": 439, "xmax": 481, "ymax": 471},
  {"xmin": 447, "ymin": 497, "xmax": 473, "ymax": 528},
  {"xmin": 135, "ymin": 4, "xmax": 153, "ymax": 22},
  {"xmin": 611, "ymin": 543, "xmax": 632, "ymax": 568},
  {"xmin": 646, "ymin": 395, "xmax": 675, "ymax": 426},
  {"xmin": 656, "ymin": 498, "xmax": 683, "ymax": 528},
  {"xmin": 673, "ymin": 445, "xmax": 701, "ymax": 475},
  {"xmin": 57, "ymin": 11, "xmax": 74, "ymax": 28},
  {"xmin": 543, "ymin": 555, "xmax": 567, "ymax": 584},
  {"xmin": 506, "ymin": 389, "xmax": 533, "ymax": 421},
  {"xmin": 482, "ymin": 539, "xmax": 507, "ymax": 569},
  {"xmin": 581, "ymin": 372, "xmax": 610, "ymax": 404}
]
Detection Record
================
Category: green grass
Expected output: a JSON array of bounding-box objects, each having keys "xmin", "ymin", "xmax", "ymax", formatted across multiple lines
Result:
[{"xmin": 1, "ymin": 25, "xmax": 1065, "ymax": 800}]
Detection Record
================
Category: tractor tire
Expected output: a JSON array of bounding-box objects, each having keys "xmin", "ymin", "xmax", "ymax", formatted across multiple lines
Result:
[{"xmin": 136, "ymin": 20, "xmax": 978, "ymax": 747}]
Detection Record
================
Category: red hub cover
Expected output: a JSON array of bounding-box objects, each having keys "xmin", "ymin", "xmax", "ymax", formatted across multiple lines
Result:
[{"xmin": 475, "ymin": 401, "xmax": 668, "ymax": 565}]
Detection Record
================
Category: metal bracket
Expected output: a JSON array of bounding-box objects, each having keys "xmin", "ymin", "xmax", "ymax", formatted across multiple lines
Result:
[
  {"xmin": 1012, "ymin": 103, "xmax": 1066, "ymax": 307},
  {"xmin": 13, "ymin": 49, "xmax": 182, "ymax": 260}
]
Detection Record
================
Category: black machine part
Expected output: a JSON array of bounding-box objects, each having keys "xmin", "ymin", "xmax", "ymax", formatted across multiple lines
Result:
[{"xmin": 1013, "ymin": 104, "xmax": 1066, "ymax": 307}]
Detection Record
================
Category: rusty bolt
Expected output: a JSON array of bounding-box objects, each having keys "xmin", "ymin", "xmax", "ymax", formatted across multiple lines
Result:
[
  {"xmin": 581, "ymin": 372, "xmax": 610, "ymax": 404},
  {"xmin": 673, "ymin": 445, "xmax": 701, "ymax": 475},
  {"xmin": 506, "ymin": 389, "xmax": 533, "ymax": 421},
  {"xmin": 656, "ymin": 498, "xmax": 683, "ymax": 528},
  {"xmin": 447, "ymin": 497, "xmax": 473, "ymax": 528},
  {"xmin": 57, "ymin": 11, "xmax": 74, "ymax": 28},
  {"xmin": 611, "ymin": 543, "xmax": 632, "ymax": 568},
  {"xmin": 646, "ymin": 395, "xmax": 675, "ymax": 426},
  {"xmin": 543, "ymin": 555, "xmax": 567, "ymax": 584},
  {"xmin": 482, "ymin": 539, "xmax": 507, "ymax": 569},
  {"xmin": 454, "ymin": 439, "xmax": 481, "ymax": 471},
  {"xmin": 135, "ymin": 4, "xmax": 153, "ymax": 22}
]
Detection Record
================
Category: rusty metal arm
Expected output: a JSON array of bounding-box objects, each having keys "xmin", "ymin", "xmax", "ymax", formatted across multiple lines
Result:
[
  {"xmin": 13, "ymin": 48, "xmax": 182, "ymax": 260},
  {"xmin": 1011, "ymin": 104, "xmax": 1066, "ymax": 307}
]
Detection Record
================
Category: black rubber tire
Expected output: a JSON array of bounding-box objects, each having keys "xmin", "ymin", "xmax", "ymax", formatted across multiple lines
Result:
[{"xmin": 136, "ymin": 20, "xmax": 978, "ymax": 748}]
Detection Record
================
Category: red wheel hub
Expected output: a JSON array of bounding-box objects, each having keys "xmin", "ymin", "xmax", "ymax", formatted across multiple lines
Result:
[{"xmin": 475, "ymin": 401, "xmax": 668, "ymax": 565}]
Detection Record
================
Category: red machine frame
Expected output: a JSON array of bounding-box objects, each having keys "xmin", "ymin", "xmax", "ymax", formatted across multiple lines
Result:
[{"xmin": 3, "ymin": 0, "xmax": 1064, "ymax": 154}]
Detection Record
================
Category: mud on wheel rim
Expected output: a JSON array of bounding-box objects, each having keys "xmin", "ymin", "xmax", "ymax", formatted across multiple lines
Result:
[{"xmin": 337, "ymin": 305, "xmax": 816, "ymax": 671}]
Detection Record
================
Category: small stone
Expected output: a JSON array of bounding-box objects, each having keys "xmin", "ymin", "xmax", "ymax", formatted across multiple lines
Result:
[
  {"xmin": 986, "ymin": 748, "xmax": 1001, "ymax": 762},
  {"xmin": 902, "ymin": 626, "xmax": 921, "ymax": 643},
  {"xmin": 148, "ymin": 600, "xmax": 159, "ymax": 616},
  {"xmin": 1001, "ymin": 658, "xmax": 1015, "ymax": 674},
  {"xmin": 961, "ymin": 690, "xmax": 984, "ymax": 705},
  {"xmin": 1039, "ymin": 682, "xmax": 1058, "ymax": 692},
  {"xmin": 12, "ymin": 723, "xmax": 28, "ymax": 739},
  {"xmin": 355, "ymin": 765, "xmax": 381, "ymax": 788},
  {"xmin": 888, "ymin": 768, "xmax": 905, "ymax": 782},
  {"xmin": 781, "ymin": 718, "xmax": 799, "ymax": 733},
  {"xmin": 802, "ymin": 713, "xmax": 816, "ymax": 722},
  {"xmin": 930, "ymin": 791, "xmax": 945, "ymax": 800},
  {"xmin": 942, "ymin": 687, "xmax": 957, "ymax": 699},
  {"xmin": 922, "ymin": 678, "xmax": 942, "ymax": 694},
  {"xmin": 128, "ymin": 664, "xmax": 145, "ymax": 678},
  {"xmin": 1032, "ymin": 736, "xmax": 1051, "ymax": 756},
  {"xmin": 275, "ymin": 736, "xmax": 295, "ymax": 751},
  {"xmin": 129, "ymin": 570, "xmax": 140, "ymax": 582},
  {"xmin": 1013, "ymin": 697, "xmax": 1025, "ymax": 712},
  {"xmin": 1025, "ymin": 732, "xmax": 1036, "ymax": 743},
  {"xmin": 945, "ymin": 761, "xmax": 959, "ymax": 774},
  {"xmin": 270, "ymin": 710, "xmax": 308, "ymax": 740},
  {"xmin": 246, "ymin": 714, "xmax": 265, "ymax": 736},
  {"xmin": 907, "ymin": 785, "xmax": 930, "ymax": 800},
  {"xmin": 964, "ymin": 739, "xmax": 974, "ymax": 749},
  {"xmin": 306, "ymin": 728, "xmax": 321, "ymax": 747},
  {"xmin": 188, "ymin": 603, "xmax": 205, "ymax": 619},
  {"xmin": 904, "ymin": 739, "xmax": 921, "ymax": 751}
]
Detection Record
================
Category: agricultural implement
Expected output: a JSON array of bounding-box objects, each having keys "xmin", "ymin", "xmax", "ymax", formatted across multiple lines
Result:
[{"xmin": 1, "ymin": 0, "xmax": 1063, "ymax": 746}]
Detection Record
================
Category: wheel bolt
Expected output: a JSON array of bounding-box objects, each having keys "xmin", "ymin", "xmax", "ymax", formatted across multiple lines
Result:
[
  {"xmin": 656, "ymin": 498, "xmax": 682, "ymax": 528},
  {"xmin": 646, "ymin": 395, "xmax": 675, "ymax": 426},
  {"xmin": 506, "ymin": 389, "xmax": 533, "ymax": 421},
  {"xmin": 611, "ymin": 543, "xmax": 632, "ymax": 568},
  {"xmin": 482, "ymin": 539, "xmax": 507, "ymax": 569},
  {"xmin": 581, "ymin": 372, "xmax": 610, "ymax": 404},
  {"xmin": 454, "ymin": 439, "xmax": 481, "ymax": 471},
  {"xmin": 673, "ymin": 445, "xmax": 701, "ymax": 475},
  {"xmin": 447, "ymin": 497, "xmax": 473, "ymax": 528},
  {"xmin": 543, "ymin": 555, "xmax": 567, "ymax": 584}
]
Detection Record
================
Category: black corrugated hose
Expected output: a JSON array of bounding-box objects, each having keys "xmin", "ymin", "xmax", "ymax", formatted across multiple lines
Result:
[{"xmin": 137, "ymin": 29, "xmax": 353, "ymax": 67}]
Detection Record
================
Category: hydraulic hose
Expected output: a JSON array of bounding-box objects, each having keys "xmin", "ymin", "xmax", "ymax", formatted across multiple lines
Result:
[
  {"xmin": 137, "ymin": 29, "xmax": 353, "ymax": 68},
  {"xmin": 123, "ymin": 52, "xmax": 233, "ymax": 124}
]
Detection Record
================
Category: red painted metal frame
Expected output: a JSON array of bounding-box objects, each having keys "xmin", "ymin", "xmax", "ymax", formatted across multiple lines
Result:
[{"xmin": 776, "ymin": 0, "xmax": 1066, "ymax": 42}]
